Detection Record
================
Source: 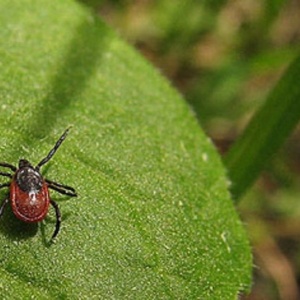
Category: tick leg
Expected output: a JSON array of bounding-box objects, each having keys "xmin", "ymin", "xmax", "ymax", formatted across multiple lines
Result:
[
  {"xmin": 48, "ymin": 184, "xmax": 77, "ymax": 197},
  {"xmin": 0, "ymin": 182, "xmax": 10, "ymax": 189},
  {"xmin": 0, "ymin": 198, "xmax": 9, "ymax": 216},
  {"xmin": 0, "ymin": 162, "xmax": 17, "ymax": 172},
  {"xmin": 0, "ymin": 172, "xmax": 12, "ymax": 179},
  {"xmin": 36, "ymin": 128, "xmax": 71, "ymax": 171},
  {"xmin": 50, "ymin": 199, "xmax": 61, "ymax": 239},
  {"xmin": 45, "ymin": 179, "xmax": 76, "ymax": 193}
]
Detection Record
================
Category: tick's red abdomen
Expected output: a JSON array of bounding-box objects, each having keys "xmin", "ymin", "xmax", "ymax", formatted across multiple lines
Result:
[{"xmin": 10, "ymin": 181, "xmax": 50, "ymax": 223}]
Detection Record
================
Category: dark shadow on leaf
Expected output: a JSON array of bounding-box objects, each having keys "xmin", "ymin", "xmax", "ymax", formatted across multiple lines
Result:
[
  {"xmin": 24, "ymin": 13, "xmax": 108, "ymax": 141},
  {"xmin": 0, "ymin": 205, "xmax": 38, "ymax": 241}
]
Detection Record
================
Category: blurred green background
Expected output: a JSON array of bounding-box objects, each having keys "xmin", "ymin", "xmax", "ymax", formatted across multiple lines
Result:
[{"xmin": 88, "ymin": 1, "xmax": 300, "ymax": 299}]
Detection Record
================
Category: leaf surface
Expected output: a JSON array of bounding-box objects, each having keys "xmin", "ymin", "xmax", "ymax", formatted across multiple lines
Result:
[{"xmin": 0, "ymin": 1, "xmax": 251, "ymax": 298}]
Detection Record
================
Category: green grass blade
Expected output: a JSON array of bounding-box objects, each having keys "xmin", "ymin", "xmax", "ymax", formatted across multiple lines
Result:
[{"xmin": 224, "ymin": 54, "xmax": 300, "ymax": 201}]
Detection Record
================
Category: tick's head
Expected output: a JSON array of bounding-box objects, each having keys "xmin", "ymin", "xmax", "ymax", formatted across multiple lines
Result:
[
  {"xmin": 18, "ymin": 159, "xmax": 33, "ymax": 169},
  {"xmin": 16, "ymin": 159, "xmax": 43, "ymax": 192}
]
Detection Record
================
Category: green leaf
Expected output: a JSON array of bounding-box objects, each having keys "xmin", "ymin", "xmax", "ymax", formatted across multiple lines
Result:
[
  {"xmin": 224, "ymin": 54, "xmax": 300, "ymax": 201},
  {"xmin": 0, "ymin": 0, "xmax": 251, "ymax": 298}
]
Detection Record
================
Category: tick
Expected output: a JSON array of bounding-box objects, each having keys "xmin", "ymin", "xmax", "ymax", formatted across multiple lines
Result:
[{"xmin": 0, "ymin": 128, "xmax": 77, "ymax": 240}]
